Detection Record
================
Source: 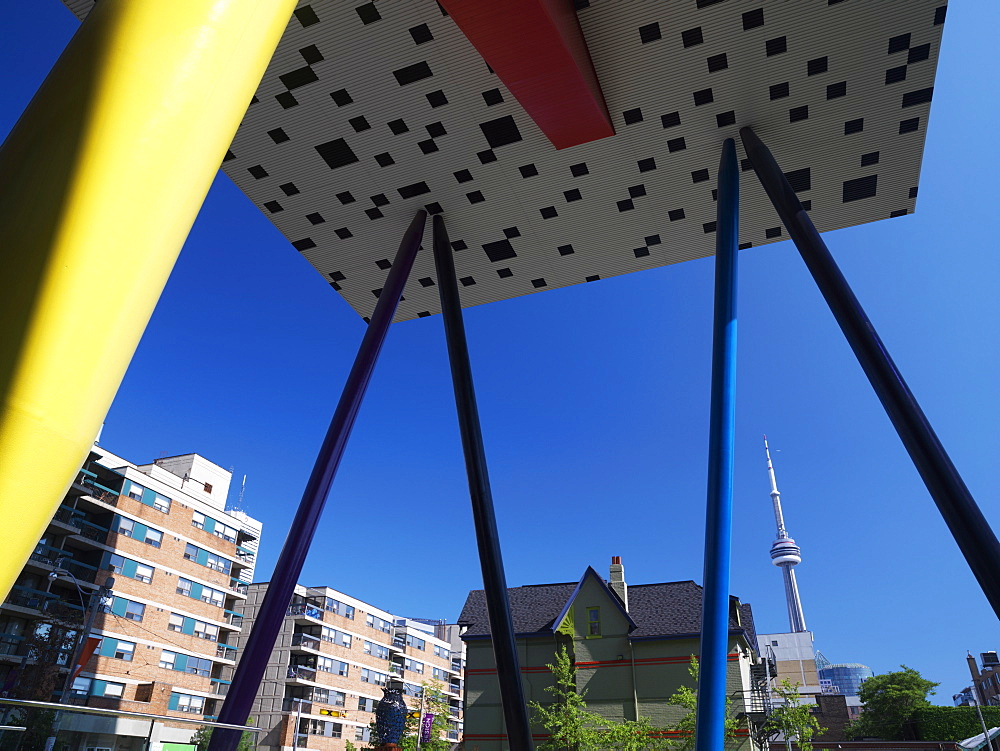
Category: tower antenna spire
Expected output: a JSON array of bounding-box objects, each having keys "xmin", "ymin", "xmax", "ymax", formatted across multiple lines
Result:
[{"xmin": 764, "ymin": 436, "xmax": 807, "ymax": 632}]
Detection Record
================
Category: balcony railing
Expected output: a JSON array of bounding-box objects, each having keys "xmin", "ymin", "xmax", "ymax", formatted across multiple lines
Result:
[
  {"xmin": 216, "ymin": 644, "xmax": 238, "ymax": 660},
  {"xmin": 291, "ymin": 633, "xmax": 322, "ymax": 651},
  {"xmin": 210, "ymin": 682, "xmax": 230, "ymax": 697},
  {"xmin": 228, "ymin": 581, "xmax": 248, "ymax": 595},
  {"xmin": 287, "ymin": 603, "xmax": 324, "ymax": 621},
  {"xmin": 77, "ymin": 474, "xmax": 122, "ymax": 505}
]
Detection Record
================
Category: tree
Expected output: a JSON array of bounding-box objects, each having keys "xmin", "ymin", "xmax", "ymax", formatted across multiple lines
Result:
[
  {"xmin": 190, "ymin": 717, "xmax": 256, "ymax": 751},
  {"xmin": 398, "ymin": 682, "xmax": 453, "ymax": 751},
  {"xmin": 665, "ymin": 657, "xmax": 743, "ymax": 751},
  {"xmin": 846, "ymin": 666, "xmax": 938, "ymax": 740},
  {"xmin": 529, "ymin": 645, "xmax": 671, "ymax": 751},
  {"xmin": 765, "ymin": 680, "xmax": 825, "ymax": 751}
]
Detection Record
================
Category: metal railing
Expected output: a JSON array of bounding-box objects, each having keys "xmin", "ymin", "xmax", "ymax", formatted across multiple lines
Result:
[{"xmin": 287, "ymin": 603, "xmax": 324, "ymax": 621}]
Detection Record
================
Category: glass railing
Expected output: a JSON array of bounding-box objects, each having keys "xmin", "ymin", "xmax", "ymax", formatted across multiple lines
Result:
[
  {"xmin": 291, "ymin": 633, "xmax": 321, "ymax": 650},
  {"xmin": 287, "ymin": 665, "xmax": 317, "ymax": 681},
  {"xmin": 0, "ymin": 698, "xmax": 260, "ymax": 751},
  {"xmin": 287, "ymin": 603, "xmax": 324, "ymax": 621}
]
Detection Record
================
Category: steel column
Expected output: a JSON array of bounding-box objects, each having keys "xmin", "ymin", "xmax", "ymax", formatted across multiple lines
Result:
[
  {"xmin": 695, "ymin": 138, "xmax": 740, "ymax": 751},
  {"xmin": 431, "ymin": 214, "xmax": 534, "ymax": 751},
  {"xmin": 740, "ymin": 125, "xmax": 1000, "ymax": 620},
  {"xmin": 210, "ymin": 211, "xmax": 427, "ymax": 751}
]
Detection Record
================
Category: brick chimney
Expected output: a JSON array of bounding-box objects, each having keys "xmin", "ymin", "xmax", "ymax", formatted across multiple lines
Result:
[{"xmin": 609, "ymin": 556, "xmax": 628, "ymax": 611}]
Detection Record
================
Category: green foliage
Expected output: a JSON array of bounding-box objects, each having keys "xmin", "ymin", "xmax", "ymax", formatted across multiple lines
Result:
[
  {"xmin": 665, "ymin": 657, "xmax": 743, "ymax": 751},
  {"xmin": 190, "ymin": 717, "xmax": 256, "ymax": 751},
  {"xmin": 398, "ymin": 682, "xmax": 453, "ymax": 751},
  {"xmin": 912, "ymin": 706, "xmax": 1000, "ymax": 742},
  {"xmin": 530, "ymin": 645, "xmax": 671, "ymax": 751},
  {"xmin": 765, "ymin": 680, "xmax": 826, "ymax": 751},
  {"xmin": 847, "ymin": 666, "xmax": 938, "ymax": 740},
  {"xmin": 7, "ymin": 708, "xmax": 57, "ymax": 751}
]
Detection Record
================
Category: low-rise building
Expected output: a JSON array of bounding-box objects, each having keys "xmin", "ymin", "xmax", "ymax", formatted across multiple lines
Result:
[{"xmin": 457, "ymin": 557, "xmax": 765, "ymax": 750}]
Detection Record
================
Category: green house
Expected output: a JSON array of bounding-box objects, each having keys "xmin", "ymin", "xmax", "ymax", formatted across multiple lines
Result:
[{"xmin": 458, "ymin": 559, "xmax": 766, "ymax": 750}]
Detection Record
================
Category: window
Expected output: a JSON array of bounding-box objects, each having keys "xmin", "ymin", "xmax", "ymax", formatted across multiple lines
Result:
[
  {"xmin": 168, "ymin": 613, "xmax": 184, "ymax": 632},
  {"xmin": 160, "ymin": 650, "xmax": 177, "ymax": 670},
  {"xmin": 434, "ymin": 645, "xmax": 450, "ymax": 659},
  {"xmin": 322, "ymin": 627, "xmax": 351, "ymax": 648},
  {"xmin": 433, "ymin": 668, "xmax": 444, "ymax": 680},
  {"xmin": 134, "ymin": 563, "xmax": 154, "ymax": 583},
  {"xmin": 127, "ymin": 482, "xmax": 146, "ymax": 502},
  {"xmin": 358, "ymin": 697, "xmax": 378, "ymax": 712},
  {"xmin": 203, "ymin": 482, "xmax": 213, "ymax": 494},
  {"xmin": 403, "ymin": 683, "xmax": 421, "ymax": 697},
  {"xmin": 213, "ymin": 523, "xmax": 237, "ymax": 543},
  {"xmin": 113, "ymin": 640, "xmax": 135, "ymax": 661},
  {"xmin": 205, "ymin": 552, "xmax": 231, "ymax": 575},
  {"xmin": 145, "ymin": 528, "xmax": 162, "ymax": 548},
  {"xmin": 176, "ymin": 578, "xmax": 193, "ymax": 597},
  {"xmin": 367, "ymin": 614, "xmax": 391, "ymax": 633},
  {"xmin": 125, "ymin": 601, "xmax": 145, "ymax": 622},
  {"xmin": 406, "ymin": 634, "xmax": 425, "ymax": 651},
  {"xmin": 194, "ymin": 621, "xmax": 219, "ymax": 641},
  {"xmin": 325, "ymin": 598, "xmax": 355, "ymax": 619},
  {"xmin": 201, "ymin": 586, "xmax": 224, "ymax": 607},
  {"xmin": 107, "ymin": 554, "xmax": 125, "ymax": 573},
  {"xmin": 184, "ymin": 544, "xmax": 199, "ymax": 561},
  {"xmin": 71, "ymin": 676, "xmax": 92, "ymax": 696},
  {"xmin": 116, "ymin": 518, "xmax": 135, "ymax": 537},
  {"xmin": 587, "ymin": 607, "xmax": 601, "ymax": 636},
  {"xmin": 405, "ymin": 659, "xmax": 424, "ymax": 674},
  {"xmin": 102, "ymin": 681, "xmax": 125, "ymax": 698},
  {"xmin": 361, "ymin": 668, "xmax": 387, "ymax": 686},
  {"xmin": 151, "ymin": 492, "xmax": 171, "ymax": 513},
  {"xmin": 364, "ymin": 641, "xmax": 389, "ymax": 660},
  {"xmin": 317, "ymin": 657, "xmax": 348, "ymax": 676},
  {"xmin": 172, "ymin": 692, "xmax": 205, "ymax": 713},
  {"xmin": 331, "ymin": 690, "xmax": 346, "ymax": 707},
  {"xmin": 192, "ymin": 511, "xmax": 205, "ymax": 530},
  {"xmin": 186, "ymin": 656, "xmax": 212, "ymax": 677},
  {"xmin": 355, "ymin": 727, "xmax": 371, "ymax": 743}
]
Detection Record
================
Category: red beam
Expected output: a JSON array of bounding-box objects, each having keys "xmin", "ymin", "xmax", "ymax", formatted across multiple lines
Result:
[{"xmin": 439, "ymin": 0, "xmax": 615, "ymax": 149}]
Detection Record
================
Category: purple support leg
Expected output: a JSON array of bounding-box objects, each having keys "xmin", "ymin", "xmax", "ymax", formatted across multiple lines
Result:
[{"xmin": 209, "ymin": 210, "xmax": 426, "ymax": 751}]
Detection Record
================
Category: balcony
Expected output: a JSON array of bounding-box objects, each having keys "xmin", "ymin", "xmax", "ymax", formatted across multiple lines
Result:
[
  {"xmin": 216, "ymin": 644, "xmax": 238, "ymax": 660},
  {"xmin": 228, "ymin": 580, "xmax": 249, "ymax": 596},
  {"xmin": 448, "ymin": 683, "xmax": 462, "ymax": 695},
  {"xmin": 77, "ymin": 473, "xmax": 122, "ymax": 506},
  {"xmin": 211, "ymin": 681, "xmax": 230, "ymax": 697},
  {"xmin": 287, "ymin": 603, "xmax": 324, "ymax": 622},
  {"xmin": 287, "ymin": 665, "xmax": 317, "ymax": 682},
  {"xmin": 225, "ymin": 610, "xmax": 244, "ymax": 629},
  {"xmin": 291, "ymin": 633, "xmax": 322, "ymax": 651}
]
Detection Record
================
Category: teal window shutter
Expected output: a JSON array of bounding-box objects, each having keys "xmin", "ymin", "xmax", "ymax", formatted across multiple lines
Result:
[
  {"xmin": 122, "ymin": 559, "xmax": 138, "ymax": 579},
  {"xmin": 93, "ymin": 680, "xmax": 108, "ymax": 697},
  {"xmin": 140, "ymin": 488, "xmax": 156, "ymax": 508},
  {"xmin": 111, "ymin": 597, "xmax": 127, "ymax": 617},
  {"xmin": 182, "ymin": 617, "xmax": 196, "ymax": 636},
  {"xmin": 174, "ymin": 654, "xmax": 189, "ymax": 672},
  {"xmin": 168, "ymin": 692, "xmax": 180, "ymax": 711},
  {"xmin": 99, "ymin": 638, "xmax": 117, "ymax": 657},
  {"xmin": 203, "ymin": 517, "xmax": 217, "ymax": 534},
  {"xmin": 190, "ymin": 583, "xmax": 204, "ymax": 601},
  {"xmin": 196, "ymin": 549, "xmax": 209, "ymax": 566},
  {"xmin": 133, "ymin": 522, "xmax": 149, "ymax": 541}
]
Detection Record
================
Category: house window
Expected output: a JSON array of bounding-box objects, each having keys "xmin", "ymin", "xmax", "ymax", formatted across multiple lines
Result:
[
  {"xmin": 127, "ymin": 483, "xmax": 145, "ymax": 502},
  {"xmin": 194, "ymin": 621, "xmax": 219, "ymax": 641},
  {"xmin": 184, "ymin": 544, "xmax": 199, "ymax": 561},
  {"xmin": 71, "ymin": 677, "xmax": 92, "ymax": 696},
  {"xmin": 168, "ymin": 613, "xmax": 185, "ymax": 632},
  {"xmin": 176, "ymin": 578, "xmax": 193, "ymax": 597},
  {"xmin": 192, "ymin": 512, "xmax": 205, "ymax": 530},
  {"xmin": 160, "ymin": 651, "xmax": 177, "ymax": 669},
  {"xmin": 107, "ymin": 554, "xmax": 125, "ymax": 573},
  {"xmin": 173, "ymin": 692, "xmax": 205, "ymax": 713},
  {"xmin": 151, "ymin": 492, "xmax": 171, "ymax": 513},
  {"xmin": 331, "ymin": 691, "xmax": 346, "ymax": 707},
  {"xmin": 587, "ymin": 607, "xmax": 601, "ymax": 637},
  {"xmin": 145, "ymin": 528, "xmax": 162, "ymax": 548},
  {"xmin": 186, "ymin": 656, "xmax": 212, "ymax": 677},
  {"xmin": 358, "ymin": 697, "xmax": 377, "ymax": 712},
  {"xmin": 125, "ymin": 601, "xmax": 145, "ymax": 622},
  {"xmin": 406, "ymin": 634, "xmax": 425, "ymax": 651},
  {"xmin": 116, "ymin": 518, "xmax": 135, "ymax": 538}
]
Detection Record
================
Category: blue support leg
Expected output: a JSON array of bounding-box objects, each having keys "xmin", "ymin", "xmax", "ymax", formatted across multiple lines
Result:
[
  {"xmin": 740, "ymin": 126, "xmax": 1000, "ymax": 621},
  {"xmin": 695, "ymin": 138, "xmax": 740, "ymax": 751}
]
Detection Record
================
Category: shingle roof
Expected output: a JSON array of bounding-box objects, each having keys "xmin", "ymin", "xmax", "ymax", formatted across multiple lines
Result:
[{"xmin": 458, "ymin": 576, "xmax": 756, "ymax": 647}]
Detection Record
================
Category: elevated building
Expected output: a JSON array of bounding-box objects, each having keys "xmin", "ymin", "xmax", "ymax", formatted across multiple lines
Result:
[
  {"xmin": 235, "ymin": 583, "xmax": 465, "ymax": 750},
  {"xmin": 0, "ymin": 444, "xmax": 262, "ymax": 747}
]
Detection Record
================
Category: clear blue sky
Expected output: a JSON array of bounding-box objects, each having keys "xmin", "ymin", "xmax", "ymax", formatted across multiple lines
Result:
[{"xmin": 4, "ymin": 2, "xmax": 997, "ymax": 705}]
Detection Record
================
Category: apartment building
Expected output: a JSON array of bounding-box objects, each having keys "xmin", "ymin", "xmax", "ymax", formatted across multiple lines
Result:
[
  {"xmin": 237, "ymin": 584, "xmax": 465, "ymax": 750},
  {"xmin": 0, "ymin": 444, "xmax": 262, "ymax": 736}
]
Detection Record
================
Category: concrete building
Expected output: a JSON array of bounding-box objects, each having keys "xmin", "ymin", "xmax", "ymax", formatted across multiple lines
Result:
[
  {"xmin": 757, "ymin": 631, "xmax": 822, "ymax": 698},
  {"xmin": 457, "ymin": 558, "xmax": 766, "ymax": 751},
  {"xmin": 236, "ymin": 583, "xmax": 465, "ymax": 750},
  {"xmin": 0, "ymin": 444, "xmax": 262, "ymax": 745}
]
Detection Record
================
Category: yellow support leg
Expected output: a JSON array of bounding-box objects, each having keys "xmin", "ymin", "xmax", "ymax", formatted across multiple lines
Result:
[{"xmin": 0, "ymin": 0, "xmax": 296, "ymax": 599}]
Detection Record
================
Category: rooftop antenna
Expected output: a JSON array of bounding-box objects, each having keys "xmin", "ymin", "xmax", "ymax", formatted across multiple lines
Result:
[
  {"xmin": 765, "ymin": 436, "xmax": 808, "ymax": 632},
  {"xmin": 237, "ymin": 474, "xmax": 247, "ymax": 510}
]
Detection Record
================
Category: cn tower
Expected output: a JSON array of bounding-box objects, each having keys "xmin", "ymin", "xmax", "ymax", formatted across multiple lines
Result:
[{"xmin": 764, "ymin": 437, "xmax": 807, "ymax": 632}]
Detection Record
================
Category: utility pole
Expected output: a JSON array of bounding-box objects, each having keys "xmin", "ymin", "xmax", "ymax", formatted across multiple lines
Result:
[{"xmin": 967, "ymin": 653, "xmax": 997, "ymax": 751}]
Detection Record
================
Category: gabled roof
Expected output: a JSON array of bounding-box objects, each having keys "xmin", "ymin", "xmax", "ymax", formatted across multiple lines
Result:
[
  {"xmin": 458, "ymin": 573, "xmax": 755, "ymax": 646},
  {"xmin": 550, "ymin": 566, "xmax": 637, "ymax": 634}
]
